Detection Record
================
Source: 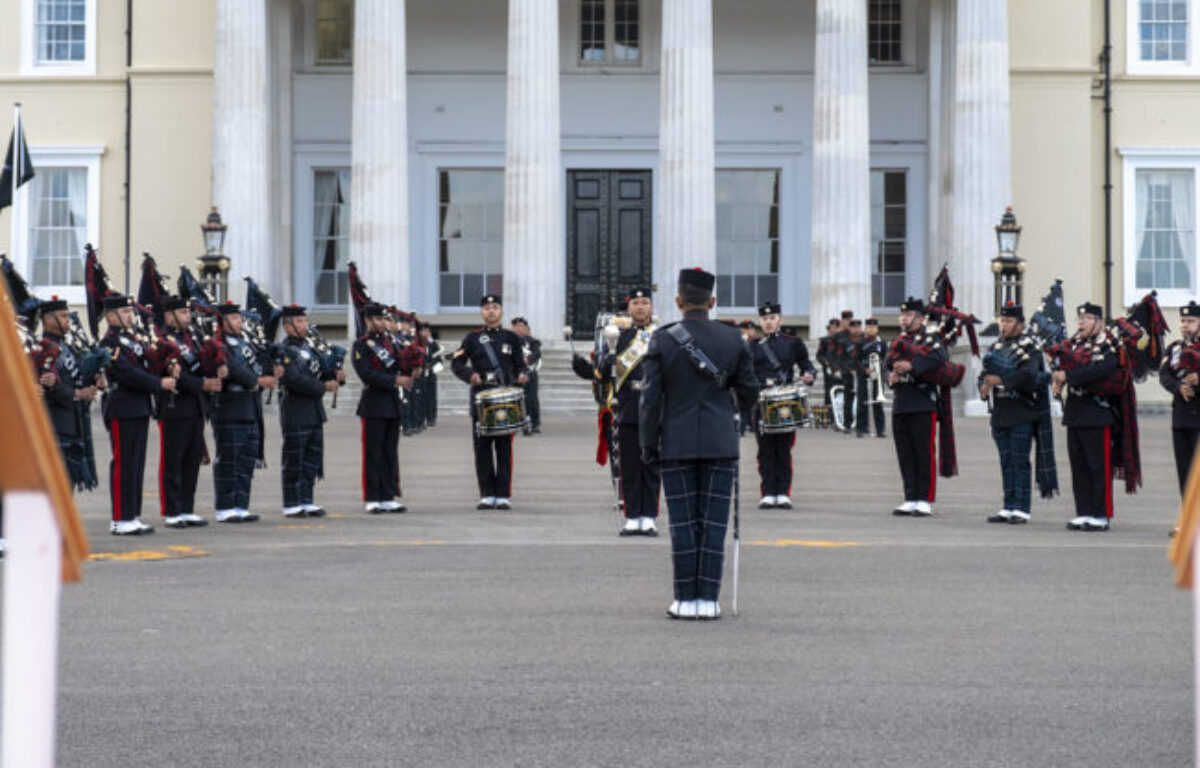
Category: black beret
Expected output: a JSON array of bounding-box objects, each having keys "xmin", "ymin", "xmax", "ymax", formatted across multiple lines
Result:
[
  {"xmin": 899, "ymin": 297, "xmax": 926, "ymax": 314},
  {"xmin": 627, "ymin": 286, "xmax": 652, "ymax": 300},
  {"xmin": 1077, "ymin": 301, "xmax": 1103, "ymax": 318},
  {"xmin": 281, "ymin": 303, "xmax": 306, "ymax": 318},
  {"xmin": 361, "ymin": 303, "xmax": 386, "ymax": 319},
  {"xmin": 678, "ymin": 267, "xmax": 715, "ymax": 291},
  {"xmin": 102, "ymin": 294, "xmax": 134, "ymax": 311},
  {"xmin": 480, "ymin": 294, "xmax": 502, "ymax": 307},
  {"xmin": 216, "ymin": 301, "xmax": 242, "ymax": 316},
  {"xmin": 999, "ymin": 303, "xmax": 1025, "ymax": 320},
  {"xmin": 1182, "ymin": 301, "xmax": 1200, "ymax": 318},
  {"xmin": 758, "ymin": 301, "xmax": 782, "ymax": 316},
  {"xmin": 40, "ymin": 296, "xmax": 68, "ymax": 314},
  {"xmin": 865, "ymin": 317, "xmax": 879, "ymax": 327}
]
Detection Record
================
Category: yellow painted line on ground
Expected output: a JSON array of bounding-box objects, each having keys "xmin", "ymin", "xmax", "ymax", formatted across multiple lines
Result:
[
  {"xmin": 276, "ymin": 523, "xmax": 327, "ymax": 530},
  {"xmin": 747, "ymin": 539, "xmax": 861, "ymax": 548},
  {"xmin": 88, "ymin": 545, "xmax": 210, "ymax": 562}
]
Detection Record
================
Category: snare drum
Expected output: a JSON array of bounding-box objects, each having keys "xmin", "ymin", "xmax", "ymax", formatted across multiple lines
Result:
[
  {"xmin": 474, "ymin": 386, "xmax": 527, "ymax": 437},
  {"xmin": 758, "ymin": 385, "xmax": 807, "ymax": 434}
]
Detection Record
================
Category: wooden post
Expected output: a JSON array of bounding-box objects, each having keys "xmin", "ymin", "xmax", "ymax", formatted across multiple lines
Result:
[{"xmin": 0, "ymin": 258, "xmax": 89, "ymax": 767}]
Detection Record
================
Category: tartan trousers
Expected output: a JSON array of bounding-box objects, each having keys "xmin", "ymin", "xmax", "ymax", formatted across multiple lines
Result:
[
  {"xmin": 992, "ymin": 421, "xmax": 1034, "ymax": 513},
  {"xmin": 660, "ymin": 459, "xmax": 736, "ymax": 602},
  {"xmin": 282, "ymin": 425, "xmax": 324, "ymax": 508},
  {"xmin": 213, "ymin": 419, "xmax": 260, "ymax": 511}
]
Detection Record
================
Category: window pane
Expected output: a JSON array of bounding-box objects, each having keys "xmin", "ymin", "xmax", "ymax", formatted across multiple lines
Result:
[
  {"xmin": 870, "ymin": 170, "xmax": 907, "ymax": 310},
  {"xmin": 35, "ymin": 0, "xmax": 86, "ymax": 62},
  {"xmin": 1135, "ymin": 168, "xmax": 1195, "ymax": 292},
  {"xmin": 28, "ymin": 166, "xmax": 86, "ymax": 288},
  {"xmin": 315, "ymin": 0, "xmax": 353, "ymax": 65},
  {"xmin": 1139, "ymin": 0, "xmax": 1189, "ymax": 61},
  {"xmin": 715, "ymin": 169, "xmax": 781, "ymax": 309},
  {"xmin": 868, "ymin": 0, "xmax": 902, "ymax": 64},
  {"xmin": 439, "ymin": 169, "xmax": 505, "ymax": 308},
  {"xmin": 312, "ymin": 168, "xmax": 351, "ymax": 305}
]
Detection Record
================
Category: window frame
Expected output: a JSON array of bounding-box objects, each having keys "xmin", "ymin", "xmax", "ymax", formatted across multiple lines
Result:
[
  {"xmin": 867, "ymin": 0, "xmax": 904, "ymax": 67},
  {"xmin": 436, "ymin": 167, "xmax": 506, "ymax": 312},
  {"xmin": 20, "ymin": 0, "xmax": 96, "ymax": 77},
  {"xmin": 576, "ymin": 0, "xmax": 644, "ymax": 69},
  {"xmin": 1120, "ymin": 147, "xmax": 1200, "ymax": 307},
  {"xmin": 300, "ymin": 0, "xmax": 354, "ymax": 71},
  {"xmin": 10, "ymin": 146, "xmax": 103, "ymax": 305},
  {"xmin": 311, "ymin": 166, "xmax": 352, "ymax": 308},
  {"xmin": 870, "ymin": 167, "xmax": 910, "ymax": 312},
  {"xmin": 714, "ymin": 167, "xmax": 782, "ymax": 313},
  {"xmin": 1127, "ymin": 0, "xmax": 1200, "ymax": 76}
]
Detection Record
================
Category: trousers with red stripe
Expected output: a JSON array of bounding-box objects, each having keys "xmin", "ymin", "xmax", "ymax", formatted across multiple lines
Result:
[
  {"xmin": 1067, "ymin": 426, "xmax": 1114, "ymax": 518},
  {"xmin": 892, "ymin": 411, "xmax": 937, "ymax": 503},
  {"xmin": 108, "ymin": 417, "xmax": 149, "ymax": 522},
  {"xmin": 159, "ymin": 417, "xmax": 205, "ymax": 517},
  {"xmin": 755, "ymin": 431, "xmax": 795, "ymax": 497},
  {"xmin": 361, "ymin": 417, "xmax": 400, "ymax": 503}
]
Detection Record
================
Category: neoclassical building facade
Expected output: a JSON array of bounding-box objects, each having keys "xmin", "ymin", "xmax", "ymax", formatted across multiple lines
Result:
[{"xmin": 2, "ymin": 0, "xmax": 1199, "ymax": 337}]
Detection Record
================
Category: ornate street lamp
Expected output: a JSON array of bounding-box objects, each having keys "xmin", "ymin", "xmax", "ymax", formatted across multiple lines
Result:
[
  {"xmin": 991, "ymin": 206, "xmax": 1024, "ymax": 318},
  {"xmin": 198, "ymin": 206, "xmax": 231, "ymax": 302}
]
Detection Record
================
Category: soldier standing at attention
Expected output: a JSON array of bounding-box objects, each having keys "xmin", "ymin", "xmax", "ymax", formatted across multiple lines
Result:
[
  {"xmin": 750, "ymin": 300, "xmax": 814, "ymax": 509},
  {"xmin": 452, "ymin": 294, "xmax": 529, "ymax": 510},
  {"xmin": 100, "ymin": 294, "xmax": 177, "ymax": 535},
  {"xmin": 639, "ymin": 268, "xmax": 758, "ymax": 620},
  {"xmin": 158, "ymin": 295, "xmax": 219, "ymax": 528},
  {"xmin": 855, "ymin": 317, "xmax": 888, "ymax": 438},
  {"xmin": 353, "ymin": 303, "xmax": 413, "ymax": 514},
  {"xmin": 211, "ymin": 301, "xmax": 275, "ymax": 524},
  {"xmin": 597, "ymin": 287, "xmax": 660, "ymax": 536},
  {"xmin": 38, "ymin": 297, "xmax": 102, "ymax": 493},
  {"xmin": 512, "ymin": 317, "xmax": 543, "ymax": 435},
  {"xmin": 1161, "ymin": 301, "xmax": 1200, "ymax": 499},
  {"xmin": 815, "ymin": 317, "xmax": 841, "ymax": 413},
  {"xmin": 279, "ymin": 304, "xmax": 344, "ymax": 518}
]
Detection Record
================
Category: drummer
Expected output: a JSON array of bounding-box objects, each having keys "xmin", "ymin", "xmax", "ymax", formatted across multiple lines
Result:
[
  {"xmin": 451, "ymin": 294, "xmax": 529, "ymax": 510},
  {"xmin": 751, "ymin": 301, "xmax": 816, "ymax": 509}
]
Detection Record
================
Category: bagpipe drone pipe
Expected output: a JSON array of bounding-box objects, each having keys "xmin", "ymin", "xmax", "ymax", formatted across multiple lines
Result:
[
  {"xmin": 307, "ymin": 324, "xmax": 348, "ymax": 408},
  {"xmin": 67, "ymin": 310, "xmax": 112, "ymax": 383},
  {"xmin": 177, "ymin": 264, "xmax": 227, "ymax": 377}
]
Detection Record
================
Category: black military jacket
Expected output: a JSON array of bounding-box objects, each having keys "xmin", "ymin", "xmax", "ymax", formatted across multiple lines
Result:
[
  {"xmin": 451, "ymin": 326, "xmax": 528, "ymax": 392},
  {"xmin": 41, "ymin": 332, "xmax": 82, "ymax": 437},
  {"xmin": 1160, "ymin": 339, "xmax": 1200, "ymax": 430},
  {"xmin": 886, "ymin": 327, "xmax": 948, "ymax": 416},
  {"xmin": 353, "ymin": 332, "xmax": 402, "ymax": 420},
  {"xmin": 158, "ymin": 327, "xmax": 206, "ymax": 422},
  {"xmin": 280, "ymin": 334, "xmax": 328, "ymax": 430},
  {"xmin": 638, "ymin": 310, "xmax": 759, "ymax": 461},
  {"xmin": 100, "ymin": 327, "xmax": 163, "ymax": 421},
  {"xmin": 1062, "ymin": 331, "xmax": 1119, "ymax": 429},
  {"xmin": 854, "ymin": 337, "xmax": 888, "ymax": 377},
  {"xmin": 212, "ymin": 332, "xmax": 263, "ymax": 423},
  {"xmin": 980, "ymin": 334, "xmax": 1041, "ymax": 428},
  {"xmin": 598, "ymin": 324, "xmax": 655, "ymax": 426},
  {"xmin": 751, "ymin": 332, "xmax": 815, "ymax": 388}
]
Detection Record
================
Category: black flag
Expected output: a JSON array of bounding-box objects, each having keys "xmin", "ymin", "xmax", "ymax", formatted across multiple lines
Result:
[{"xmin": 0, "ymin": 117, "xmax": 35, "ymax": 210}]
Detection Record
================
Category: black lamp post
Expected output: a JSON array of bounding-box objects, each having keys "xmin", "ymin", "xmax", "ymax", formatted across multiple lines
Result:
[
  {"xmin": 199, "ymin": 206, "xmax": 230, "ymax": 302},
  {"xmin": 991, "ymin": 206, "xmax": 1024, "ymax": 318}
]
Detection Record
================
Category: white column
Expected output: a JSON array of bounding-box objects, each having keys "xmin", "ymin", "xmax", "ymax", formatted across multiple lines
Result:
[
  {"xmin": 350, "ymin": 0, "xmax": 410, "ymax": 308},
  {"xmin": 810, "ymin": 0, "xmax": 871, "ymax": 335},
  {"xmin": 212, "ymin": 0, "xmax": 272, "ymax": 301},
  {"xmin": 657, "ymin": 0, "xmax": 715, "ymax": 317},
  {"xmin": 503, "ymin": 0, "xmax": 563, "ymax": 336},
  {"xmin": 950, "ymin": 0, "xmax": 1011, "ymax": 320}
]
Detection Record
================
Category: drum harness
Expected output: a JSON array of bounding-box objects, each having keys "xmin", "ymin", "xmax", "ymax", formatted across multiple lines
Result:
[
  {"xmin": 477, "ymin": 332, "xmax": 509, "ymax": 388},
  {"xmin": 664, "ymin": 323, "xmax": 741, "ymax": 616},
  {"xmin": 758, "ymin": 336, "xmax": 787, "ymax": 387}
]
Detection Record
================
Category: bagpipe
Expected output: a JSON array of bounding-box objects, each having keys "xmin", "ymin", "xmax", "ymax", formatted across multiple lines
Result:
[
  {"xmin": 1179, "ymin": 344, "xmax": 1200, "ymax": 376},
  {"xmin": 307, "ymin": 323, "xmax": 347, "ymax": 408},
  {"xmin": 134, "ymin": 253, "xmax": 184, "ymax": 379},
  {"xmin": 927, "ymin": 264, "xmax": 982, "ymax": 357},
  {"xmin": 177, "ymin": 264, "xmax": 227, "ymax": 377},
  {"xmin": 1029, "ymin": 279, "xmax": 1069, "ymax": 348},
  {"xmin": 30, "ymin": 335, "xmax": 61, "ymax": 383},
  {"xmin": 886, "ymin": 333, "xmax": 966, "ymax": 388},
  {"xmin": 67, "ymin": 310, "xmax": 112, "ymax": 384}
]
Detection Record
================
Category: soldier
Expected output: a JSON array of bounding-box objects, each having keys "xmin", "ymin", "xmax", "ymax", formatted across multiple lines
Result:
[
  {"xmin": 211, "ymin": 301, "xmax": 275, "ymax": 524},
  {"xmin": 99, "ymin": 294, "xmax": 177, "ymax": 535},
  {"xmin": 1051, "ymin": 302, "xmax": 1121, "ymax": 531},
  {"xmin": 815, "ymin": 317, "xmax": 841, "ymax": 413},
  {"xmin": 639, "ymin": 268, "xmax": 758, "ymax": 620},
  {"xmin": 836, "ymin": 318, "xmax": 864, "ymax": 433},
  {"xmin": 1161, "ymin": 301, "xmax": 1200, "ymax": 502},
  {"xmin": 855, "ymin": 317, "xmax": 888, "ymax": 438},
  {"xmin": 353, "ymin": 303, "xmax": 414, "ymax": 514},
  {"xmin": 158, "ymin": 295, "xmax": 219, "ymax": 528},
  {"xmin": 451, "ymin": 294, "xmax": 529, "ymax": 510},
  {"xmin": 597, "ymin": 287, "xmax": 661, "ymax": 536},
  {"xmin": 511, "ymin": 317, "xmax": 543, "ymax": 435},
  {"xmin": 750, "ymin": 300, "xmax": 815, "ymax": 509},
  {"xmin": 38, "ymin": 297, "xmax": 102, "ymax": 493},
  {"xmin": 278, "ymin": 304, "xmax": 343, "ymax": 518},
  {"xmin": 885, "ymin": 298, "xmax": 947, "ymax": 517},
  {"xmin": 978, "ymin": 304, "xmax": 1048, "ymax": 524},
  {"xmin": 395, "ymin": 311, "xmax": 426, "ymax": 436},
  {"xmin": 420, "ymin": 323, "xmax": 443, "ymax": 428}
]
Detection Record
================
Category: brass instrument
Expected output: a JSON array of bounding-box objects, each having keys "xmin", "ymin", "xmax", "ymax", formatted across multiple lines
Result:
[{"xmin": 866, "ymin": 352, "xmax": 889, "ymax": 405}]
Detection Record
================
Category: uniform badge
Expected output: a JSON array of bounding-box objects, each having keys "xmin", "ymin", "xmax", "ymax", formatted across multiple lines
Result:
[{"xmin": 501, "ymin": 344, "xmax": 511, "ymax": 355}]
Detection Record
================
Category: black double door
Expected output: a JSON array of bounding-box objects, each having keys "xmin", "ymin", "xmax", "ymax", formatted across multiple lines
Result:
[{"xmin": 566, "ymin": 170, "xmax": 653, "ymax": 339}]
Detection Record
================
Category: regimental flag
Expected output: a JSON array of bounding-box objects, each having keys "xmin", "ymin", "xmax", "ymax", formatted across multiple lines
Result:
[
  {"xmin": 1169, "ymin": 453, "xmax": 1200, "ymax": 588},
  {"xmin": 0, "ymin": 112, "xmax": 35, "ymax": 210}
]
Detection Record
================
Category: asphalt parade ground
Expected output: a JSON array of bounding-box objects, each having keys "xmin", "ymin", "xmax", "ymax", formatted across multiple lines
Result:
[{"xmin": 11, "ymin": 409, "xmax": 1194, "ymax": 767}]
